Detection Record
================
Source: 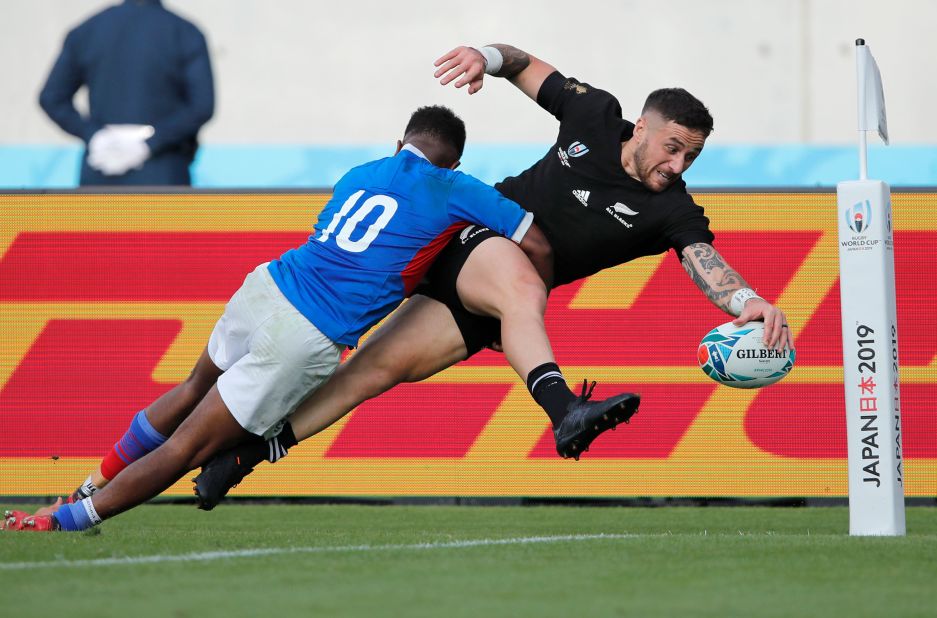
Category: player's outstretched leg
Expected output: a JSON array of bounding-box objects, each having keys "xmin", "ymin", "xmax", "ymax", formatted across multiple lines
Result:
[
  {"xmin": 34, "ymin": 347, "xmax": 225, "ymax": 516},
  {"xmin": 454, "ymin": 236, "xmax": 641, "ymax": 460},
  {"xmin": 553, "ymin": 380, "xmax": 640, "ymax": 460},
  {"xmin": 11, "ymin": 386, "xmax": 252, "ymax": 533}
]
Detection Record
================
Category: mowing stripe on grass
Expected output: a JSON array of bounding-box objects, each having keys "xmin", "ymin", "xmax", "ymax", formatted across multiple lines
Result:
[{"xmin": 1, "ymin": 533, "xmax": 639, "ymax": 571}]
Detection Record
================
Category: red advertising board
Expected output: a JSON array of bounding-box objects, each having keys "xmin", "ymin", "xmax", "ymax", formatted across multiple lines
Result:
[{"xmin": 0, "ymin": 191, "xmax": 934, "ymax": 497}]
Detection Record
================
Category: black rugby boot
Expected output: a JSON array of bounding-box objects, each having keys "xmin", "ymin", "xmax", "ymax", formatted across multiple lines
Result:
[
  {"xmin": 553, "ymin": 380, "xmax": 640, "ymax": 460},
  {"xmin": 192, "ymin": 448, "xmax": 260, "ymax": 511}
]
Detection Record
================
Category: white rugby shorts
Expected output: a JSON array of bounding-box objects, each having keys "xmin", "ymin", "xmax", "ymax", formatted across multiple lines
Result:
[{"xmin": 208, "ymin": 263, "xmax": 343, "ymax": 437}]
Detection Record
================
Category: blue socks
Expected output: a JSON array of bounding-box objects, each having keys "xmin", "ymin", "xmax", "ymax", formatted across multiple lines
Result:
[
  {"xmin": 101, "ymin": 409, "xmax": 169, "ymax": 480},
  {"xmin": 53, "ymin": 498, "xmax": 102, "ymax": 532},
  {"xmin": 120, "ymin": 409, "xmax": 169, "ymax": 463},
  {"xmin": 54, "ymin": 410, "xmax": 167, "ymax": 531}
]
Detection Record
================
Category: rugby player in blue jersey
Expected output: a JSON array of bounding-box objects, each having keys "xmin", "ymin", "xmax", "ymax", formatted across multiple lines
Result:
[{"xmin": 6, "ymin": 105, "xmax": 639, "ymax": 531}]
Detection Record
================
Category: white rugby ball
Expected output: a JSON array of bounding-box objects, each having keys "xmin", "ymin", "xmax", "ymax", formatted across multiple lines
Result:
[{"xmin": 697, "ymin": 321, "xmax": 795, "ymax": 388}]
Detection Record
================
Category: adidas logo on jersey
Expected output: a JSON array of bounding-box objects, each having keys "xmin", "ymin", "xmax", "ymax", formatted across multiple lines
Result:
[{"xmin": 572, "ymin": 189, "xmax": 590, "ymax": 206}]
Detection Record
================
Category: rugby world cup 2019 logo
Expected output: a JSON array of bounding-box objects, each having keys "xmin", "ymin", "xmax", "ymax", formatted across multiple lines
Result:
[
  {"xmin": 846, "ymin": 200, "xmax": 872, "ymax": 234},
  {"xmin": 697, "ymin": 328, "xmax": 753, "ymax": 384},
  {"xmin": 568, "ymin": 141, "xmax": 589, "ymax": 158}
]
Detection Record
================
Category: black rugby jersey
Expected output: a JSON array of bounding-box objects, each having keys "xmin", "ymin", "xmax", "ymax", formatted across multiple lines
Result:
[{"xmin": 495, "ymin": 72, "xmax": 715, "ymax": 287}]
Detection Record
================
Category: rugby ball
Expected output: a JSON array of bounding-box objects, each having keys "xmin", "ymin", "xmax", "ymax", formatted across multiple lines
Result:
[{"xmin": 697, "ymin": 321, "xmax": 795, "ymax": 388}]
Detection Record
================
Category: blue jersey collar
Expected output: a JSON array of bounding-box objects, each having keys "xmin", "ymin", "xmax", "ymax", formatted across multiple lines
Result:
[{"xmin": 400, "ymin": 143, "xmax": 428, "ymax": 161}]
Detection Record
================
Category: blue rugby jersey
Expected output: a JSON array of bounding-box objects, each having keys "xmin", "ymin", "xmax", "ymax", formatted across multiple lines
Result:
[{"xmin": 268, "ymin": 147, "xmax": 533, "ymax": 346}]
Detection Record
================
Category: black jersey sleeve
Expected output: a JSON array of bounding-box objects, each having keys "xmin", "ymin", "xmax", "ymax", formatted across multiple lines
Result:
[
  {"xmin": 536, "ymin": 72, "xmax": 623, "ymax": 125},
  {"xmin": 663, "ymin": 188, "xmax": 716, "ymax": 255}
]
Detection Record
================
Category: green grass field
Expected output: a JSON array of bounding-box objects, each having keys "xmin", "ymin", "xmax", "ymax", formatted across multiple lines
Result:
[{"xmin": 1, "ymin": 504, "xmax": 935, "ymax": 617}]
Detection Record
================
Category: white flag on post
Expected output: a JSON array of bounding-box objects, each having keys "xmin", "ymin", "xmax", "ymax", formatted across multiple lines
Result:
[{"xmin": 856, "ymin": 42, "xmax": 888, "ymax": 144}]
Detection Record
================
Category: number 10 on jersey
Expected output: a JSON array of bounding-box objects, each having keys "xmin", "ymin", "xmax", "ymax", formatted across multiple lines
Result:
[{"xmin": 318, "ymin": 189, "xmax": 399, "ymax": 253}]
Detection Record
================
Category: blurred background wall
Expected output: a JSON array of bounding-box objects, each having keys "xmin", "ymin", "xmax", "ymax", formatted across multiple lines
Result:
[{"xmin": 2, "ymin": 0, "xmax": 935, "ymax": 187}]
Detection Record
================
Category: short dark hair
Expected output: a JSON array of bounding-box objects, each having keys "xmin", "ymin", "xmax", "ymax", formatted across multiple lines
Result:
[
  {"xmin": 642, "ymin": 88, "xmax": 713, "ymax": 137},
  {"xmin": 404, "ymin": 105, "xmax": 466, "ymax": 158}
]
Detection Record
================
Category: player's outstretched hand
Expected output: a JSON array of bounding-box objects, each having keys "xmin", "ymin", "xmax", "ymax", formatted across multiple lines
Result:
[
  {"xmin": 33, "ymin": 496, "xmax": 64, "ymax": 517},
  {"xmin": 434, "ymin": 46, "xmax": 486, "ymax": 94},
  {"xmin": 732, "ymin": 298, "xmax": 794, "ymax": 351}
]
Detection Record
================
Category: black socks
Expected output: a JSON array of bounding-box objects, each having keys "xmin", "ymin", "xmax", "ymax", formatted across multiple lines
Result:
[{"xmin": 526, "ymin": 362, "xmax": 576, "ymax": 427}]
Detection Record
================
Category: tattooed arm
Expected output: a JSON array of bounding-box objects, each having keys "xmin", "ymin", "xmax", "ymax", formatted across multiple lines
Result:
[
  {"xmin": 681, "ymin": 242, "xmax": 794, "ymax": 350},
  {"xmin": 433, "ymin": 44, "xmax": 556, "ymax": 100},
  {"xmin": 681, "ymin": 242, "xmax": 750, "ymax": 312}
]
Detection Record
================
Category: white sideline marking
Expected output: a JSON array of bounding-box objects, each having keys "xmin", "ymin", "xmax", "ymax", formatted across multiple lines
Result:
[{"xmin": 0, "ymin": 533, "xmax": 637, "ymax": 571}]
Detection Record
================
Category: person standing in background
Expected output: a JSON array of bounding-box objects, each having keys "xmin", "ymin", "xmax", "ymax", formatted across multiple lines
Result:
[{"xmin": 38, "ymin": 0, "xmax": 214, "ymax": 186}]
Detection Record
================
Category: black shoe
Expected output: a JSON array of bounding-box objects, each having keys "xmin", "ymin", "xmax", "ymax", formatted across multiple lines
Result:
[
  {"xmin": 553, "ymin": 380, "xmax": 640, "ymax": 460},
  {"xmin": 192, "ymin": 449, "xmax": 258, "ymax": 511}
]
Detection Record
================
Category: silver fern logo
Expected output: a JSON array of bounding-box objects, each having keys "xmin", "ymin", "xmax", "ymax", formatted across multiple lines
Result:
[
  {"xmin": 606, "ymin": 202, "xmax": 636, "ymax": 228},
  {"xmin": 610, "ymin": 202, "xmax": 639, "ymax": 216}
]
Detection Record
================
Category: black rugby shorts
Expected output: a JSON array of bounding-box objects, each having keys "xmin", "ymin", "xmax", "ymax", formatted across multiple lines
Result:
[{"xmin": 413, "ymin": 225, "xmax": 502, "ymax": 357}]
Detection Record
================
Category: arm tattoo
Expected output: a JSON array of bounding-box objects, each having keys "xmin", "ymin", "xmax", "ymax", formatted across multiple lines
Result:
[
  {"xmin": 681, "ymin": 243, "xmax": 750, "ymax": 311},
  {"xmin": 490, "ymin": 44, "xmax": 530, "ymax": 79}
]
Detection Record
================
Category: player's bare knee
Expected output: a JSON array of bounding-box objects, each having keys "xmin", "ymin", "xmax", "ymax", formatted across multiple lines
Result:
[
  {"xmin": 173, "ymin": 430, "xmax": 229, "ymax": 470},
  {"xmin": 507, "ymin": 273, "xmax": 548, "ymax": 315},
  {"xmin": 517, "ymin": 272, "xmax": 547, "ymax": 302},
  {"xmin": 369, "ymin": 359, "xmax": 410, "ymax": 391},
  {"xmin": 187, "ymin": 442, "xmax": 223, "ymax": 470},
  {"xmin": 182, "ymin": 355, "xmax": 223, "ymax": 395},
  {"xmin": 173, "ymin": 373, "xmax": 214, "ymax": 410},
  {"xmin": 154, "ymin": 434, "xmax": 201, "ymax": 471},
  {"xmin": 363, "ymin": 347, "xmax": 436, "ymax": 386}
]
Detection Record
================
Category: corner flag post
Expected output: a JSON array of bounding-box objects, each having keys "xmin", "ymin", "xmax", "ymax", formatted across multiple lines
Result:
[{"xmin": 836, "ymin": 39, "xmax": 905, "ymax": 536}]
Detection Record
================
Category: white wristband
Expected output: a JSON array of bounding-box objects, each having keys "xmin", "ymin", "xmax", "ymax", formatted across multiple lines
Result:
[
  {"xmin": 729, "ymin": 288, "xmax": 763, "ymax": 317},
  {"xmin": 478, "ymin": 46, "xmax": 503, "ymax": 75}
]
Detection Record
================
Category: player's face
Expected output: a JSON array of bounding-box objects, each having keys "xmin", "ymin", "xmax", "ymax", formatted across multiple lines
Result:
[{"xmin": 633, "ymin": 115, "xmax": 706, "ymax": 192}]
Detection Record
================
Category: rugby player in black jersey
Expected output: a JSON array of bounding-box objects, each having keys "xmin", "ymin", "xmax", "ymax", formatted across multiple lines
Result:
[{"xmin": 180, "ymin": 43, "xmax": 795, "ymax": 509}]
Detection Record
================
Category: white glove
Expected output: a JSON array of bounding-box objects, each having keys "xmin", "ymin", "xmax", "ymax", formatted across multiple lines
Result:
[{"xmin": 87, "ymin": 124, "xmax": 154, "ymax": 176}]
